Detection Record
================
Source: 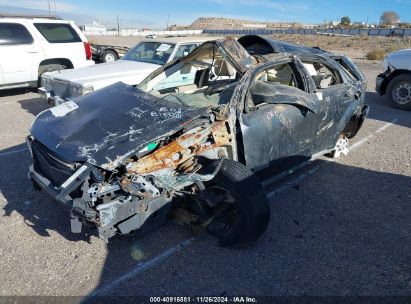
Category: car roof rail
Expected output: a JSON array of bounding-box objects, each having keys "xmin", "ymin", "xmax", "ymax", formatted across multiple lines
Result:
[{"xmin": 0, "ymin": 13, "xmax": 62, "ymax": 20}]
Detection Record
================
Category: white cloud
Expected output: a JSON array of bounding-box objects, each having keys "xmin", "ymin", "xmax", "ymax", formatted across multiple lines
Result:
[{"xmin": 0, "ymin": 0, "xmax": 76, "ymax": 12}]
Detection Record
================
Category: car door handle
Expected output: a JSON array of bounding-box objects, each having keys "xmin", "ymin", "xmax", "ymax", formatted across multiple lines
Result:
[{"xmin": 27, "ymin": 50, "xmax": 40, "ymax": 53}]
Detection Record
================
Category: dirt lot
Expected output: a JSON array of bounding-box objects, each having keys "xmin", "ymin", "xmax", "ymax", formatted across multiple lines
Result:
[
  {"xmin": 87, "ymin": 34, "xmax": 411, "ymax": 61},
  {"xmin": 267, "ymin": 34, "xmax": 411, "ymax": 60},
  {"xmin": 0, "ymin": 58, "xmax": 410, "ymax": 299}
]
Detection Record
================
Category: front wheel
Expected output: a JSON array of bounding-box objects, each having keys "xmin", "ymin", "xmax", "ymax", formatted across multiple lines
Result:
[
  {"xmin": 386, "ymin": 74, "xmax": 411, "ymax": 111},
  {"xmin": 193, "ymin": 159, "xmax": 270, "ymax": 247}
]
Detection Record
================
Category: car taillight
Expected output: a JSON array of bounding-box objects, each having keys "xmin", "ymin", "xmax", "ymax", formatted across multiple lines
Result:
[{"xmin": 83, "ymin": 42, "xmax": 92, "ymax": 60}]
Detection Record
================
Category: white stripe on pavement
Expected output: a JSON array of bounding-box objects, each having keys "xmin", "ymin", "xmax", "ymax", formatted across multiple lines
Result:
[
  {"xmin": 266, "ymin": 119, "xmax": 397, "ymax": 198},
  {"xmin": 350, "ymin": 119, "xmax": 397, "ymax": 151},
  {"xmin": 85, "ymin": 238, "xmax": 195, "ymax": 300}
]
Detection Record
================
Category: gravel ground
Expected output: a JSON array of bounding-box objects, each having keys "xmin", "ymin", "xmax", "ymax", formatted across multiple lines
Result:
[{"xmin": 0, "ymin": 61, "xmax": 410, "ymax": 300}]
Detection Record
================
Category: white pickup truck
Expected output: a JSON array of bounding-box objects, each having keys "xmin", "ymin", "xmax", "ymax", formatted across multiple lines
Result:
[
  {"xmin": 376, "ymin": 48, "xmax": 411, "ymax": 110},
  {"xmin": 39, "ymin": 37, "xmax": 209, "ymax": 105},
  {"xmin": 0, "ymin": 15, "xmax": 94, "ymax": 90}
]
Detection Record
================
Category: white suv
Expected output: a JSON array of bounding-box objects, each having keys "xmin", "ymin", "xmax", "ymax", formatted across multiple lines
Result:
[{"xmin": 0, "ymin": 15, "xmax": 94, "ymax": 90}]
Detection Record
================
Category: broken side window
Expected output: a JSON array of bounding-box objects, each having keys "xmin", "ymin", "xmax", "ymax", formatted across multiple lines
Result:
[
  {"xmin": 302, "ymin": 61, "xmax": 342, "ymax": 89},
  {"xmin": 255, "ymin": 63, "xmax": 300, "ymax": 88},
  {"xmin": 247, "ymin": 62, "xmax": 307, "ymax": 108},
  {"xmin": 333, "ymin": 57, "xmax": 364, "ymax": 81},
  {"xmin": 139, "ymin": 42, "xmax": 240, "ymax": 108}
]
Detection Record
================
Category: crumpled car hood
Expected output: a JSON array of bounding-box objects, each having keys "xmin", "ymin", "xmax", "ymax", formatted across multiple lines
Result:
[{"xmin": 30, "ymin": 82, "xmax": 208, "ymax": 169}]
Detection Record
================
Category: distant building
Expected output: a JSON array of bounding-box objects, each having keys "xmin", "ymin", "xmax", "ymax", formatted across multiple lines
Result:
[
  {"xmin": 352, "ymin": 21, "xmax": 366, "ymax": 26},
  {"xmin": 81, "ymin": 21, "xmax": 107, "ymax": 35},
  {"xmin": 303, "ymin": 24, "xmax": 316, "ymax": 29},
  {"xmin": 243, "ymin": 23, "xmax": 267, "ymax": 28},
  {"xmin": 120, "ymin": 29, "xmax": 140, "ymax": 36}
]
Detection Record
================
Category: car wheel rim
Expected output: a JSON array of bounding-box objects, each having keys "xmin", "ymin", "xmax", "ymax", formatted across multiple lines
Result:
[
  {"xmin": 392, "ymin": 81, "xmax": 411, "ymax": 105},
  {"xmin": 333, "ymin": 137, "xmax": 349, "ymax": 158},
  {"xmin": 105, "ymin": 53, "xmax": 116, "ymax": 62}
]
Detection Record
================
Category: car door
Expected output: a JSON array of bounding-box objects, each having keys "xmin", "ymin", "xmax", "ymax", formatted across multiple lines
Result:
[
  {"xmin": 239, "ymin": 60, "xmax": 322, "ymax": 171},
  {"xmin": 300, "ymin": 58, "xmax": 360, "ymax": 152},
  {"xmin": 0, "ymin": 21, "xmax": 42, "ymax": 85},
  {"xmin": 216, "ymin": 37, "xmax": 257, "ymax": 74}
]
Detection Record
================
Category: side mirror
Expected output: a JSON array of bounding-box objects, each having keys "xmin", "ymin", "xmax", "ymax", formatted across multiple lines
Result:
[{"xmin": 183, "ymin": 51, "xmax": 189, "ymax": 57}]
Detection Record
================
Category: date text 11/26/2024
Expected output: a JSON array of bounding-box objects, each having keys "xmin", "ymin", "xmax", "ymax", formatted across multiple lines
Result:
[{"xmin": 149, "ymin": 296, "xmax": 258, "ymax": 303}]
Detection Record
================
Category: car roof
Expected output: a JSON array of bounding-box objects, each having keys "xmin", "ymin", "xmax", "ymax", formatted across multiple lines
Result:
[
  {"xmin": 0, "ymin": 14, "xmax": 61, "ymax": 19},
  {"xmin": 238, "ymin": 35, "xmax": 328, "ymax": 56},
  {"xmin": 0, "ymin": 15, "xmax": 71, "ymax": 23}
]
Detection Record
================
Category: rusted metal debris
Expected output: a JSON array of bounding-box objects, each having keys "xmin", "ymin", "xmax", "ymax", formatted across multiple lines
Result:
[{"xmin": 126, "ymin": 121, "xmax": 232, "ymax": 175}]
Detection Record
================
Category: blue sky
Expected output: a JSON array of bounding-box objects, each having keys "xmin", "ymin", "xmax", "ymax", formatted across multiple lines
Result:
[{"xmin": 1, "ymin": 0, "xmax": 410, "ymax": 28}]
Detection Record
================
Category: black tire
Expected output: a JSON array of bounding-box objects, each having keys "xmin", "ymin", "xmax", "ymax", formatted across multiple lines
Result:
[
  {"xmin": 100, "ymin": 50, "xmax": 118, "ymax": 63},
  {"xmin": 196, "ymin": 159, "xmax": 270, "ymax": 247},
  {"xmin": 38, "ymin": 64, "xmax": 68, "ymax": 87},
  {"xmin": 386, "ymin": 74, "xmax": 411, "ymax": 111}
]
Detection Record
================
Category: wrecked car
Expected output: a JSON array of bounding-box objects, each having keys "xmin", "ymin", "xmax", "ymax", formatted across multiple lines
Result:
[{"xmin": 27, "ymin": 35, "xmax": 368, "ymax": 247}]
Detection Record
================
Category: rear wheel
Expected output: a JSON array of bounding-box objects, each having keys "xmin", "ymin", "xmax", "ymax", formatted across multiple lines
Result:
[
  {"xmin": 193, "ymin": 159, "xmax": 270, "ymax": 247},
  {"xmin": 101, "ymin": 50, "xmax": 118, "ymax": 63},
  {"xmin": 386, "ymin": 74, "xmax": 411, "ymax": 111}
]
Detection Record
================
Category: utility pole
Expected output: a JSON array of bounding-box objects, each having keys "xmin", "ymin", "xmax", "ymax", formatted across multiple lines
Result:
[
  {"xmin": 117, "ymin": 14, "xmax": 120, "ymax": 36},
  {"xmin": 47, "ymin": 0, "xmax": 51, "ymax": 14},
  {"xmin": 54, "ymin": 0, "xmax": 56, "ymax": 13},
  {"xmin": 166, "ymin": 14, "xmax": 170, "ymax": 30}
]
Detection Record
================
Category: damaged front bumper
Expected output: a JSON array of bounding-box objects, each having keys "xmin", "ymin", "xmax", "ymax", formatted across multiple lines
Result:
[
  {"xmin": 376, "ymin": 65, "xmax": 395, "ymax": 96},
  {"xmin": 38, "ymin": 87, "xmax": 66, "ymax": 106},
  {"xmin": 376, "ymin": 74, "xmax": 387, "ymax": 96},
  {"xmin": 26, "ymin": 138, "xmax": 174, "ymax": 241},
  {"xmin": 28, "ymin": 164, "xmax": 76, "ymax": 204},
  {"xmin": 28, "ymin": 162, "xmax": 173, "ymax": 241},
  {"xmin": 26, "ymin": 129, "xmax": 226, "ymax": 241}
]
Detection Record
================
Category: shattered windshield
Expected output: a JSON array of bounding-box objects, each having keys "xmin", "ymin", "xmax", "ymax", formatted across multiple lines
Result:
[
  {"xmin": 122, "ymin": 41, "xmax": 176, "ymax": 65},
  {"xmin": 138, "ymin": 42, "xmax": 240, "ymax": 108}
]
